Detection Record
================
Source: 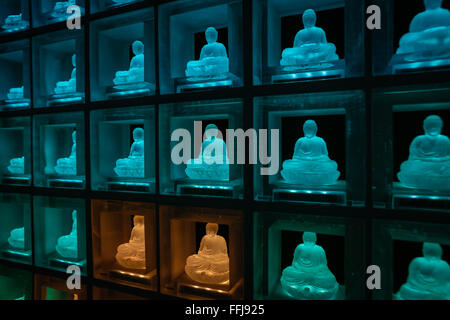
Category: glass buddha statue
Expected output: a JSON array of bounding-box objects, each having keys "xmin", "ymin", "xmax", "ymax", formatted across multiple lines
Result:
[
  {"xmin": 114, "ymin": 127, "xmax": 145, "ymax": 178},
  {"xmin": 281, "ymin": 9, "xmax": 339, "ymax": 71},
  {"xmin": 396, "ymin": 0, "xmax": 450, "ymax": 61},
  {"xmin": 55, "ymin": 210, "xmax": 78, "ymax": 259},
  {"xmin": 185, "ymin": 27, "xmax": 229, "ymax": 80},
  {"xmin": 54, "ymin": 54, "xmax": 77, "ymax": 96},
  {"xmin": 185, "ymin": 223, "xmax": 230, "ymax": 285},
  {"xmin": 185, "ymin": 124, "xmax": 230, "ymax": 181},
  {"xmin": 113, "ymin": 40, "xmax": 145, "ymax": 88},
  {"xmin": 281, "ymin": 120, "xmax": 340, "ymax": 185},
  {"xmin": 280, "ymin": 232, "xmax": 340, "ymax": 300},
  {"xmin": 8, "ymin": 227, "xmax": 25, "ymax": 250},
  {"xmin": 115, "ymin": 215, "xmax": 146, "ymax": 269},
  {"xmin": 397, "ymin": 115, "xmax": 450, "ymax": 191},
  {"xmin": 395, "ymin": 242, "xmax": 450, "ymax": 300},
  {"xmin": 7, "ymin": 156, "xmax": 24, "ymax": 175},
  {"xmin": 54, "ymin": 130, "xmax": 77, "ymax": 176},
  {"xmin": 2, "ymin": 13, "xmax": 29, "ymax": 32}
]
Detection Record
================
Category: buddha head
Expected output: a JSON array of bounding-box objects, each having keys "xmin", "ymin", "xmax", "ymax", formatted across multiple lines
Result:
[
  {"xmin": 132, "ymin": 40, "xmax": 144, "ymax": 56},
  {"xmin": 72, "ymin": 54, "xmax": 76, "ymax": 67},
  {"xmin": 133, "ymin": 215, "xmax": 144, "ymax": 226},
  {"xmin": 205, "ymin": 27, "xmax": 218, "ymax": 44},
  {"xmin": 423, "ymin": 242, "xmax": 443, "ymax": 259},
  {"xmin": 303, "ymin": 120, "xmax": 318, "ymax": 138},
  {"xmin": 206, "ymin": 223, "xmax": 219, "ymax": 236},
  {"xmin": 303, "ymin": 232, "xmax": 317, "ymax": 246},
  {"xmin": 72, "ymin": 130, "xmax": 77, "ymax": 144},
  {"xmin": 205, "ymin": 124, "xmax": 219, "ymax": 140},
  {"xmin": 133, "ymin": 127, "xmax": 144, "ymax": 142},
  {"xmin": 424, "ymin": 0, "xmax": 443, "ymax": 10},
  {"xmin": 423, "ymin": 115, "xmax": 443, "ymax": 136},
  {"xmin": 72, "ymin": 210, "xmax": 77, "ymax": 221},
  {"xmin": 302, "ymin": 9, "xmax": 317, "ymax": 28}
]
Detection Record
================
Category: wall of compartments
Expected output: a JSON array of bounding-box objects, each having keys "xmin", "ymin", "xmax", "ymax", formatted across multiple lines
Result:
[{"xmin": 0, "ymin": 0, "xmax": 449, "ymax": 300}]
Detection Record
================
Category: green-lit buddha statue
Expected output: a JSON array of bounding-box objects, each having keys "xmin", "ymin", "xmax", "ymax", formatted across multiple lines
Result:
[
  {"xmin": 280, "ymin": 232, "xmax": 340, "ymax": 300},
  {"xmin": 395, "ymin": 242, "xmax": 450, "ymax": 300},
  {"xmin": 8, "ymin": 227, "xmax": 25, "ymax": 250}
]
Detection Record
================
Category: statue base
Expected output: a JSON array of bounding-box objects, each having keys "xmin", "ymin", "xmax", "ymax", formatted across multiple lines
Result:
[
  {"xmin": 47, "ymin": 92, "xmax": 84, "ymax": 107},
  {"xmin": 48, "ymin": 176, "xmax": 85, "ymax": 189},
  {"xmin": 2, "ymin": 98, "xmax": 31, "ymax": 109},
  {"xmin": 271, "ymin": 281, "xmax": 345, "ymax": 300},
  {"xmin": 392, "ymin": 182, "xmax": 450, "ymax": 211},
  {"xmin": 1, "ymin": 247, "xmax": 31, "ymax": 263},
  {"xmin": 175, "ymin": 273, "xmax": 243, "ymax": 300},
  {"xmin": 391, "ymin": 54, "xmax": 450, "ymax": 74},
  {"xmin": 176, "ymin": 178, "xmax": 242, "ymax": 198},
  {"xmin": 2, "ymin": 175, "xmax": 31, "ymax": 186},
  {"xmin": 107, "ymin": 82, "xmax": 155, "ymax": 99},
  {"xmin": 1, "ymin": 22, "xmax": 29, "ymax": 33},
  {"xmin": 109, "ymin": 268, "xmax": 157, "ymax": 287},
  {"xmin": 272, "ymin": 59, "xmax": 345, "ymax": 84},
  {"xmin": 107, "ymin": 178, "xmax": 155, "ymax": 193},
  {"xmin": 271, "ymin": 180, "xmax": 347, "ymax": 205},
  {"xmin": 176, "ymin": 73, "xmax": 239, "ymax": 93}
]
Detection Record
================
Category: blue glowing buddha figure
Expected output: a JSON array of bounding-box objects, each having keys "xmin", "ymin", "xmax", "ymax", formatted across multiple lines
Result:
[
  {"xmin": 397, "ymin": 115, "xmax": 450, "ymax": 191},
  {"xmin": 281, "ymin": 9, "xmax": 339, "ymax": 70},
  {"xmin": 281, "ymin": 232, "xmax": 340, "ymax": 300},
  {"xmin": 115, "ymin": 215, "xmax": 146, "ymax": 269},
  {"xmin": 55, "ymin": 210, "xmax": 78, "ymax": 259},
  {"xmin": 281, "ymin": 120, "xmax": 340, "ymax": 185},
  {"xmin": 54, "ymin": 130, "xmax": 77, "ymax": 176},
  {"xmin": 185, "ymin": 223, "xmax": 230, "ymax": 285},
  {"xmin": 185, "ymin": 124, "xmax": 230, "ymax": 181},
  {"xmin": 113, "ymin": 40, "xmax": 145, "ymax": 87},
  {"xmin": 396, "ymin": 0, "xmax": 450, "ymax": 60},
  {"xmin": 395, "ymin": 242, "xmax": 450, "ymax": 300},
  {"xmin": 54, "ymin": 54, "xmax": 77, "ymax": 95},
  {"xmin": 7, "ymin": 156, "xmax": 24, "ymax": 175},
  {"xmin": 185, "ymin": 27, "xmax": 230, "ymax": 80},
  {"xmin": 8, "ymin": 227, "xmax": 25, "ymax": 250},
  {"xmin": 114, "ymin": 127, "xmax": 145, "ymax": 178},
  {"xmin": 2, "ymin": 13, "xmax": 29, "ymax": 32}
]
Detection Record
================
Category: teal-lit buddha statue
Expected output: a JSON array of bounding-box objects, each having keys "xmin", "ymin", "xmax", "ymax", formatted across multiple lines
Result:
[
  {"xmin": 2, "ymin": 13, "xmax": 29, "ymax": 32},
  {"xmin": 281, "ymin": 120, "xmax": 340, "ymax": 185},
  {"xmin": 56, "ymin": 210, "xmax": 78, "ymax": 259},
  {"xmin": 398, "ymin": 115, "xmax": 450, "ymax": 191},
  {"xmin": 281, "ymin": 9, "xmax": 339, "ymax": 70},
  {"xmin": 280, "ymin": 232, "xmax": 340, "ymax": 300},
  {"xmin": 54, "ymin": 131, "xmax": 77, "ymax": 176},
  {"xmin": 395, "ymin": 242, "xmax": 450, "ymax": 300},
  {"xmin": 7, "ymin": 156, "xmax": 24, "ymax": 175},
  {"xmin": 115, "ymin": 215, "xmax": 146, "ymax": 269},
  {"xmin": 114, "ymin": 127, "xmax": 145, "ymax": 178},
  {"xmin": 185, "ymin": 223, "xmax": 230, "ymax": 285},
  {"xmin": 54, "ymin": 54, "xmax": 77, "ymax": 95},
  {"xmin": 185, "ymin": 124, "xmax": 230, "ymax": 181},
  {"xmin": 51, "ymin": 0, "xmax": 76, "ymax": 19},
  {"xmin": 396, "ymin": 0, "xmax": 450, "ymax": 60},
  {"xmin": 113, "ymin": 40, "xmax": 145, "ymax": 87},
  {"xmin": 8, "ymin": 227, "xmax": 25, "ymax": 250},
  {"xmin": 185, "ymin": 27, "xmax": 229, "ymax": 79}
]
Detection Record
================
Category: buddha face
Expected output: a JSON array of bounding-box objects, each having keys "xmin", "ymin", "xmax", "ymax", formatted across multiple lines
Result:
[
  {"xmin": 206, "ymin": 223, "xmax": 219, "ymax": 236},
  {"xmin": 72, "ymin": 130, "xmax": 77, "ymax": 143},
  {"xmin": 133, "ymin": 127, "xmax": 144, "ymax": 141},
  {"xmin": 303, "ymin": 120, "xmax": 318, "ymax": 138},
  {"xmin": 205, "ymin": 27, "xmax": 218, "ymax": 44},
  {"xmin": 132, "ymin": 40, "xmax": 144, "ymax": 55},
  {"xmin": 424, "ymin": 0, "xmax": 443, "ymax": 10},
  {"xmin": 423, "ymin": 115, "xmax": 443, "ymax": 136},
  {"xmin": 302, "ymin": 9, "xmax": 317, "ymax": 28},
  {"xmin": 205, "ymin": 124, "xmax": 219, "ymax": 140}
]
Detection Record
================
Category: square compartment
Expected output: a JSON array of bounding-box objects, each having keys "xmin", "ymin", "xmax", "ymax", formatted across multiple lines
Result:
[
  {"xmin": 372, "ymin": 0, "xmax": 450, "ymax": 75},
  {"xmin": 90, "ymin": 8, "xmax": 156, "ymax": 101},
  {"xmin": 33, "ymin": 112, "xmax": 85, "ymax": 189},
  {"xmin": 91, "ymin": 106, "xmax": 156, "ymax": 193},
  {"xmin": 34, "ymin": 273, "xmax": 87, "ymax": 300},
  {"xmin": 254, "ymin": 91, "xmax": 366, "ymax": 206},
  {"xmin": 158, "ymin": 0, "xmax": 243, "ymax": 94},
  {"xmin": 159, "ymin": 205, "xmax": 244, "ymax": 300},
  {"xmin": 372, "ymin": 84, "xmax": 450, "ymax": 212},
  {"xmin": 33, "ymin": 196, "xmax": 87, "ymax": 274},
  {"xmin": 32, "ymin": 0, "xmax": 85, "ymax": 28},
  {"xmin": 0, "ymin": 265, "xmax": 32, "ymax": 300},
  {"xmin": 253, "ymin": 211, "xmax": 365, "ymax": 300},
  {"xmin": 372, "ymin": 219, "xmax": 450, "ymax": 300},
  {"xmin": 33, "ymin": 29, "xmax": 85, "ymax": 107},
  {"xmin": 91, "ymin": 0, "xmax": 143, "ymax": 15},
  {"xmin": 253, "ymin": 0, "xmax": 365, "ymax": 85},
  {"xmin": 0, "ymin": 0, "xmax": 29, "ymax": 34},
  {"xmin": 0, "ymin": 193, "xmax": 32, "ymax": 265},
  {"xmin": 159, "ymin": 99, "xmax": 244, "ymax": 199},
  {"xmin": 0, "ymin": 40, "xmax": 31, "ymax": 111},
  {"xmin": 0, "ymin": 116, "xmax": 31, "ymax": 186},
  {"xmin": 91, "ymin": 200, "xmax": 157, "ymax": 291}
]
